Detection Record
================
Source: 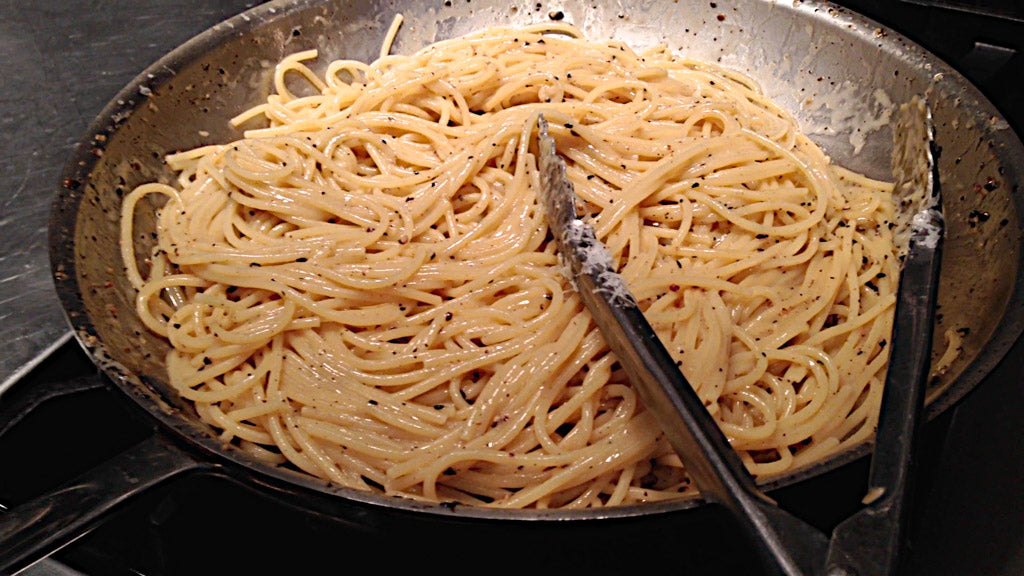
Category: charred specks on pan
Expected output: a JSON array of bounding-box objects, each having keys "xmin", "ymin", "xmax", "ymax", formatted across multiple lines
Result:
[{"xmin": 967, "ymin": 209, "xmax": 991, "ymax": 228}]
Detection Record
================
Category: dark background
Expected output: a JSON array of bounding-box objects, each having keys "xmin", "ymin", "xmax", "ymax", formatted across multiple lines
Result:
[{"xmin": 1, "ymin": 1, "xmax": 1021, "ymax": 574}]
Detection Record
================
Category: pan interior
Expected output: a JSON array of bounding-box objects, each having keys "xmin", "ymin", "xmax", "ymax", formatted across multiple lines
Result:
[{"xmin": 51, "ymin": 0, "xmax": 1024, "ymax": 520}]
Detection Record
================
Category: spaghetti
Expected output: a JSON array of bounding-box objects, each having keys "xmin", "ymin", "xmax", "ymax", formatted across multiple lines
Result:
[{"xmin": 121, "ymin": 21, "xmax": 900, "ymax": 508}]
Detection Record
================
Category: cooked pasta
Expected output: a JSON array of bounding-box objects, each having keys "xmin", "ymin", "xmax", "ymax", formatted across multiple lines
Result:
[{"xmin": 121, "ymin": 20, "xmax": 900, "ymax": 508}]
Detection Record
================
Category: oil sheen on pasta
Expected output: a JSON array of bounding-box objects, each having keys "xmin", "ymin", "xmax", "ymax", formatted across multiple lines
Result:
[{"xmin": 121, "ymin": 22, "xmax": 900, "ymax": 508}]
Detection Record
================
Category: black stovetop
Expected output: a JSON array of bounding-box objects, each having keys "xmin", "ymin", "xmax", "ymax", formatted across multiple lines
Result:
[{"xmin": 2, "ymin": 1, "xmax": 1022, "ymax": 574}]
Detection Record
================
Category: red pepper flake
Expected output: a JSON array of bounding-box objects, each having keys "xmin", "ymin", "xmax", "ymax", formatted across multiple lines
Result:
[{"xmin": 669, "ymin": 284, "xmax": 680, "ymax": 292}]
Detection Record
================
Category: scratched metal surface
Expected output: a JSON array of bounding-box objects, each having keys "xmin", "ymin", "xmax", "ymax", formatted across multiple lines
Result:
[{"xmin": 0, "ymin": 0, "xmax": 261, "ymax": 395}]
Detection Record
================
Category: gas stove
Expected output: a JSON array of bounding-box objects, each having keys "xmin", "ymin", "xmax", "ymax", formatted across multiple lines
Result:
[{"xmin": 2, "ymin": 1, "xmax": 1022, "ymax": 574}]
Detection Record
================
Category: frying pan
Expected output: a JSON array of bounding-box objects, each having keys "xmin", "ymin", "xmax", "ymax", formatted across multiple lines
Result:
[{"xmin": 3, "ymin": 0, "xmax": 1022, "ymax": 573}]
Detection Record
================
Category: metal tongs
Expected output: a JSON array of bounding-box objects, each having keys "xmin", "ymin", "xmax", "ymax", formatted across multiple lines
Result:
[{"xmin": 535, "ymin": 98, "xmax": 943, "ymax": 576}]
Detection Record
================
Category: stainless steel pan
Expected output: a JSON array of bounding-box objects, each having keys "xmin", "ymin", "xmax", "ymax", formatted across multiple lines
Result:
[{"xmin": 3, "ymin": 0, "xmax": 1022, "ymax": 573}]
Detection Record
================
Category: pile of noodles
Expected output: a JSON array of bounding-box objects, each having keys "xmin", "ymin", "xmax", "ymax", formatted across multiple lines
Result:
[{"xmin": 121, "ymin": 21, "xmax": 899, "ymax": 508}]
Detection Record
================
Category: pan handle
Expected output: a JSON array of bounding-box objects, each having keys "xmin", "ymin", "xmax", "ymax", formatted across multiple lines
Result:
[{"xmin": 0, "ymin": 376, "xmax": 213, "ymax": 576}]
